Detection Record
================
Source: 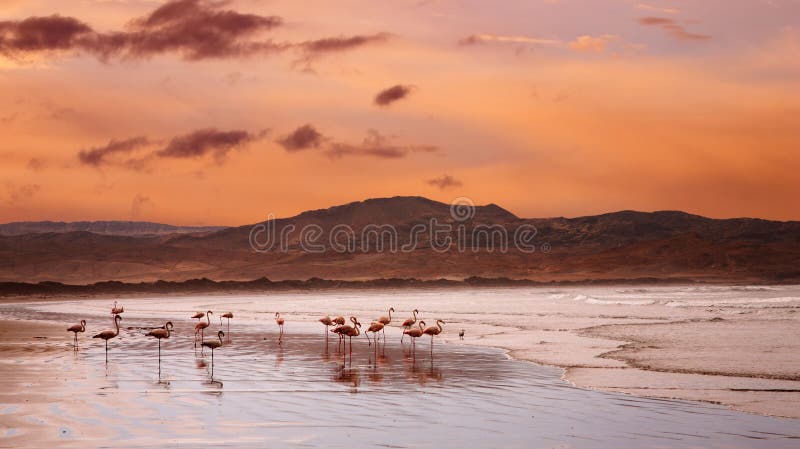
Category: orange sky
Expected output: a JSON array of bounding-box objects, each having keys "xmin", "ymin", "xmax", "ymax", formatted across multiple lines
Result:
[{"xmin": 1, "ymin": 0, "xmax": 798, "ymax": 225}]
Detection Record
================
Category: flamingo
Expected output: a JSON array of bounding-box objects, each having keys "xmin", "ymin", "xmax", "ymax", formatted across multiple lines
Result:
[
  {"xmin": 93, "ymin": 315, "xmax": 122, "ymax": 362},
  {"xmin": 66, "ymin": 319, "xmax": 86, "ymax": 350},
  {"xmin": 331, "ymin": 317, "xmax": 361, "ymax": 354},
  {"xmin": 202, "ymin": 330, "xmax": 225, "ymax": 379},
  {"xmin": 364, "ymin": 322, "xmax": 384, "ymax": 347},
  {"xmin": 194, "ymin": 310, "xmax": 213, "ymax": 348},
  {"xmin": 376, "ymin": 307, "xmax": 394, "ymax": 340},
  {"xmin": 423, "ymin": 319, "xmax": 446, "ymax": 355},
  {"xmin": 111, "ymin": 300, "xmax": 124, "ymax": 315},
  {"xmin": 319, "ymin": 315, "xmax": 334, "ymax": 348},
  {"xmin": 404, "ymin": 321, "xmax": 425, "ymax": 358},
  {"xmin": 275, "ymin": 312, "xmax": 285, "ymax": 341},
  {"xmin": 146, "ymin": 321, "xmax": 173, "ymax": 375},
  {"xmin": 191, "ymin": 311, "xmax": 205, "ymax": 321},
  {"xmin": 330, "ymin": 316, "xmax": 347, "ymax": 351},
  {"xmin": 400, "ymin": 309, "xmax": 419, "ymax": 343},
  {"xmin": 220, "ymin": 312, "xmax": 233, "ymax": 333}
]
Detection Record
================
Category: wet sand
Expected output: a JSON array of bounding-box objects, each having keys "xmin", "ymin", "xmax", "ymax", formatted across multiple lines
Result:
[{"xmin": 1, "ymin": 286, "xmax": 799, "ymax": 447}]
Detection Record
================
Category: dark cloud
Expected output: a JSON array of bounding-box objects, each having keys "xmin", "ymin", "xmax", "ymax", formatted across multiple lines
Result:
[
  {"xmin": 78, "ymin": 136, "xmax": 150, "ymax": 166},
  {"xmin": 0, "ymin": 1, "xmax": 390, "ymax": 63},
  {"xmin": 299, "ymin": 33, "xmax": 391, "ymax": 55},
  {"xmin": 324, "ymin": 129, "xmax": 438, "ymax": 159},
  {"xmin": 0, "ymin": 0, "xmax": 284, "ymax": 60},
  {"xmin": 157, "ymin": 128, "xmax": 264, "ymax": 162},
  {"xmin": 374, "ymin": 84, "xmax": 414, "ymax": 107},
  {"xmin": 277, "ymin": 124, "xmax": 324, "ymax": 151},
  {"xmin": 291, "ymin": 33, "xmax": 391, "ymax": 71},
  {"xmin": 427, "ymin": 175, "xmax": 462, "ymax": 190},
  {"xmin": 0, "ymin": 15, "xmax": 92, "ymax": 56},
  {"xmin": 77, "ymin": 128, "xmax": 266, "ymax": 168},
  {"xmin": 26, "ymin": 157, "xmax": 46, "ymax": 171},
  {"xmin": 638, "ymin": 17, "xmax": 711, "ymax": 41}
]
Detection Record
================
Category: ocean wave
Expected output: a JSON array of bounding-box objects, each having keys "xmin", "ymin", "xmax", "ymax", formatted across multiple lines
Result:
[{"xmin": 665, "ymin": 297, "xmax": 800, "ymax": 308}]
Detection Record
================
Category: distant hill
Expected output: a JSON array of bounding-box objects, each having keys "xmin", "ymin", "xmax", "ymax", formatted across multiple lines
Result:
[
  {"xmin": 0, "ymin": 196, "xmax": 798, "ymax": 284},
  {"xmin": 0, "ymin": 221, "xmax": 227, "ymax": 237}
]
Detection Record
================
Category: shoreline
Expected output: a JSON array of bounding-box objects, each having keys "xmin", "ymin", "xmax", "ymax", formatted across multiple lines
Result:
[{"xmin": 1, "ymin": 288, "xmax": 798, "ymax": 420}]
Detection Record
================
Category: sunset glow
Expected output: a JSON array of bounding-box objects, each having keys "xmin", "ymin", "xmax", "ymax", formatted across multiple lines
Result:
[{"xmin": 1, "ymin": 0, "xmax": 798, "ymax": 224}]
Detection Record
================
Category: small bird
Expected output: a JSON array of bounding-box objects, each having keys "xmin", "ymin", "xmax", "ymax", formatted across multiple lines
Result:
[
  {"xmin": 459, "ymin": 329, "xmax": 465, "ymax": 340},
  {"xmin": 275, "ymin": 312, "xmax": 285, "ymax": 340},
  {"xmin": 400, "ymin": 309, "xmax": 419, "ymax": 343},
  {"xmin": 111, "ymin": 300, "xmax": 124, "ymax": 315},
  {"xmin": 93, "ymin": 315, "xmax": 122, "ymax": 362},
  {"xmin": 66, "ymin": 319, "xmax": 86, "ymax": 350},
  {"xmin": 147, "ymin": 321, "xmax": 173, "ymax": 375},
  {"xmin": 202, "ymin": 330, "xmax": 225, "ymax": 379},
  {"xmin": 220, "ymin": 312, "xmax": 233, "ymax": 333},
  {"xmin": 423, "ymin": 320, "xmax": 446, "ymax": 354}
]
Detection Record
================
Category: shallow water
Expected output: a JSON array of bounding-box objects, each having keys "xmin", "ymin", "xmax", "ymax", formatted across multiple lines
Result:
[{"xmin": 0, "ymin": 294, "xmax": 799, "ymax": 448}]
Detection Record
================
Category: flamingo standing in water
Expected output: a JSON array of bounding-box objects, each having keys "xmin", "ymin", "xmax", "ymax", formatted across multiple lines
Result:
[
  {"xmin": 195, "ymin": 310, "xmax": 213, "ymax": 348},
  {"xmin": 146, "ymin": 321, "xmax": 173, "ymax": 375},
  {"xmin": 191, "ymin": 311, "xmax": 205, "ymax": 322},
  {"xmin": 319, "ymin": 315, "xmax": 334, "ymax": 348},
  {"xmin": 111, "ymin": 301, "xmax": 124, "ymax": 315},
  {"xmin": 376, "ymin": 307, "xmax": 394, "ymax": 341},
  {"xmin": 66, "ymin": 319, "xmax": 86, "ymax": 350},
  {"xmin": 364, "ymin": 321, "xmax": 384, "ymax": 347},
  {"xmin": 332, "ymin": 317, "xmax": 361, "ymax": 354},
  {"xmin": 220, "ymin": 312, "xmax": 233, "ymax": 333},
  {"xmin": 423, "ymin": 319, "xmax": 446, "ymax": 355},
  {"xmin": 404, "ymin": 321, "xmax": 425, "ymax": 358},
  {"xmin": 202, "ymin": 330, "xmax": 225, "ymax": 379},
  {"xmin": 93, "ymin": 315, "xmax": 122, "ymax": 362},
  {"xmin": 275, "ymin": 312, "xmax": 285, "ymax": 341},
  {"xmin": 400, "ymin": 309, "xmax": 419, "ymax": 343}
]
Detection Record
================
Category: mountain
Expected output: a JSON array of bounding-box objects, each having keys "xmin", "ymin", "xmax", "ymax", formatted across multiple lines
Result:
[
  {"xmin": 0, "ymin": 196, "xmax": 798, "ymax": 285},
  {"xmin": 0, "ymin": 221, "xmax": 227, "ymax": 237}
]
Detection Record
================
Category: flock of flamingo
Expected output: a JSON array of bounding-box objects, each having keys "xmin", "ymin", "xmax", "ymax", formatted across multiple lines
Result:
[{"xmin": 66, "ymin": 302, "xmax": 450, "ymax": 377}]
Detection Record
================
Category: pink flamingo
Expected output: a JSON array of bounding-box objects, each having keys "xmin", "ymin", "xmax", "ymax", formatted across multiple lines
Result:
[
  {"xmin": 93, "ymin": 315, "xmax": 122, "ymax": 362},
  {"xmin": 404, "ymin": 320, "xmax": 425, "ymax": 358},
  {"xmin": 423, "ymin": 319, "xmax": 446, "ymax": 355},
  {"xmin": 195, "ymin": 310, "xmax": 213, "ymax": 348},
  {"xmin": 66, "ymin": 319, "xmax": 86, "ymax": 350},
  {"xmin": 400, "ymin": 309, "xmax": 419, "ymax": 343}
]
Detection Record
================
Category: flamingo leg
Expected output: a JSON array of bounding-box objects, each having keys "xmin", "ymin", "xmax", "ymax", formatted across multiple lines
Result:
[
  {"xmin": 211, "ymin": 349, "xmax": 214, "ymax": 379},
  {"xmin": 104, "ymin": 339, "xmax": 108, "ymax": 363}
]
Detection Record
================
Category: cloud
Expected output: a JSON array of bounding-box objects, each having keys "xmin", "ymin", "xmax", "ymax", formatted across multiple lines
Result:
[
  {"xmin": 298, "ymin": 33, "xmax": 391, "ymax": 55},
  {"xmin": 638, "ymin": 17, "xmax": 711, "ymax": 41},
  {"xmin": 569, "ymin": 35, "xmax": 618, "ymax": 53},
  {"xmin": 324, "ymin": 129, "xmax": 438, "ymax": 159},
  {"xmin": 130, "ymin": 193, "xmax": 154, "ymax": 218},
  {"xmin": 77, "ymin": 128, "xmax": 266, "ymax": 168},
  {"xmin": 4, "ymin": 183, "xmax": 40, "ymax": 206},
  {"xmin": 635, "ymin": 3, "xmax": 680, "ymax": 14},
  {"xmin": 458, "ymin": 33, "xmax": 562, "ymax": 46},
  {"xmin": 78, "ymin": 136, "xmax": 150, "ymax": 166},
  {"xmin": 157, "ymin": 128, "xmax": 265, "ymax": 162},
  {"xmin": 0, "ymin": 0, "xmax": 387, "ymax": 63},
  {"xmin": 26, "ymin": 157, "xmax": 45, "ymax": 171},
  {"xmin": 426, "ymin": 175, "xmax": 462, "ymax": 190},
  {"xmin": 374, "ymin": 84, "xmax": 414, "ymax": 106},
  {"xmin": 276, "ymin": 124, "xmax": 324, "ymax": 151}
]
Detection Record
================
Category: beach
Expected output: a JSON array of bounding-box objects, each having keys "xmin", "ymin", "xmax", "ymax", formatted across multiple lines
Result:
[{"xmin": 1, "ymin": 285, "xmax": 799, "ymax": 447}]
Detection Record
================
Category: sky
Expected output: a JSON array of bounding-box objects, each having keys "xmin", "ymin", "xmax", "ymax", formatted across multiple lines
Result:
[{"xmin": 0, "ymin": 0, "xmax": 798, "ymax": 225}]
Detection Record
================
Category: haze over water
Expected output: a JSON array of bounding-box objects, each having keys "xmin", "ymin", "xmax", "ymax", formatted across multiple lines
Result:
[{"xmin": 1, "ymin": 288, "xmax": 799, "ymax": 448}]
